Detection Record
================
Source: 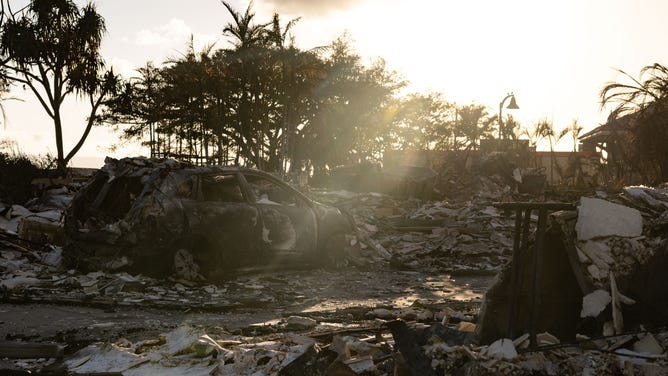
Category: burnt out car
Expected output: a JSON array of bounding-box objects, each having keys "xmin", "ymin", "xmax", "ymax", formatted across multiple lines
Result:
[{"xmin": 64, "ymin": 157, "xmax": 357, "ymax": 280}]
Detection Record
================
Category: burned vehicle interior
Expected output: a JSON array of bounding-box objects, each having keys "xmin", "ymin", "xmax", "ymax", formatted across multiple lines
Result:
[{"xmin": 64, "ymin": 158, "xmax": 355, "ymax": 280}]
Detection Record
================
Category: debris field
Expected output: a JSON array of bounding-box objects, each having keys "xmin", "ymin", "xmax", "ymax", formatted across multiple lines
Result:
[{"xmin": 0, "ymin": 158, "xmax": 667, "ymax": 375}]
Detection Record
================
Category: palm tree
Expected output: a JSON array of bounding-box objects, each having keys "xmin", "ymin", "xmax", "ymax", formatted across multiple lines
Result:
[
  {"xmin": 600, "ymin": 64, "xmax": 668, "ymax": 117},
  {"xmin": 600, "ymin": 63, "xmax": 668, "ymax": 183},
  {"xmin": 558, "ymin": 119, "xmax": 583, "ymax": 152},
  {"xmin": 533, "ymin": 119, "xmax": 560, "ymax": 183},
  {"xmin": 220, "ymin": 1, "xmax": 267, "ymax": 50},
  {"xmin": 557, "ymin": 119, "xmax": 585, "ymax": 185},
  {"xmin": 98, "ymin": 62, "xmax": 171, "ymax": 157},
  {"xmin": 455, "ymin": 104, "xmax": 493, "ymax": 150},
  {"xmin": 267, "ymin": 13, "xmax": 300, "ymax": 172},
  {"xmin": 220, "ymin": 1, "xmax": 270, "ymax": 167}
]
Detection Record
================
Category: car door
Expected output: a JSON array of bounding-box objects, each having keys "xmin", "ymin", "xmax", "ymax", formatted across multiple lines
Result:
[
  {"xmin": 241, "ymin": 172, "xmax": 318, "ymax": 261},
  {"xmin": 186, "ymin": 172, "xmax": 262, "ymax": 271}
]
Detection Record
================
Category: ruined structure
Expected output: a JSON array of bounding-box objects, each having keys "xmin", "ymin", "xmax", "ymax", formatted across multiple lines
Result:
[{"xmin": 64, "ymin": 157, "xmax": 357, "ymax": 279}]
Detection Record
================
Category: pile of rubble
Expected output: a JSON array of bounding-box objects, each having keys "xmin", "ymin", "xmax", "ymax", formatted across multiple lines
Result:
[
  {"xmin": 3, "ymin": 160, "xmax": 668, "ymax": 374},
  {"xmin": 10, "ymin": 306, "xmax": 668, "ymax": 375},
  {"xmin": 572, "ymin": 187, "xmax": 668, "ymax": 336},
  {"xmin": 311, "ymin": 176, "xmax": 517, "ymax": 274}
]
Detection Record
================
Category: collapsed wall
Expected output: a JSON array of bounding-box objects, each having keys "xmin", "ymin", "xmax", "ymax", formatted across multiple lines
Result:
[{"xmin": 476, "ymin": 186, "xmax": 668, "ymax": 346}]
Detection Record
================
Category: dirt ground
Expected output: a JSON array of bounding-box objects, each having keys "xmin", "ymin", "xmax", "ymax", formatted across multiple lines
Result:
[{"xmin": 0, "ymin": 266, "xmax": 493, "ymax": 355}]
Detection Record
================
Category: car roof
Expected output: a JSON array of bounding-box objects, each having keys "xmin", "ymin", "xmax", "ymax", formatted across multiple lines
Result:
[{"xmin": 103, "ymin": 157, "xmax": 276, "ymax": 177}]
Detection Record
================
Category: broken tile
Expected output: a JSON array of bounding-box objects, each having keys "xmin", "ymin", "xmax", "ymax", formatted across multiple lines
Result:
[
  {"xmin": 580, "ymin": 289, "xmax": 611, "ymax": 318},
  {"xmin": 575, "ymin": 197, "xmax": 643, "ymax": 240},
  {"xmin": 0, "ymin": 276, "xmax": 41, "ymax": 290},
  {"xmin": 587, "ymin": 264, "xmax": 602, "ymax": 280},
  {"xmin": 581, "ymin": 240, "xmax": 615, "ymax": 272},
  {"xmin": 65, "ymin": 343, "xmax": 148, "ymax": 374},
  {"xmin": 285, "ymin": 316, "xmax": 317, "ymax": 330},
  {"xmin": 344, "ymin": 356, "xmax": 375, "ymax": 373},
  {"xmin": 633, "ymin": 333, "xmax": 664, "ymax": 355},
  {"xmin": 486, "ymin": 338, "xmax": 517, "ymax": 360}
]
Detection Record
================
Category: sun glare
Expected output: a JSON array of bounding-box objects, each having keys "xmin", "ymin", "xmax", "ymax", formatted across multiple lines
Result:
[{"xmin": 322, "ymin": 0, "xmax": 601, "ymax": 141}]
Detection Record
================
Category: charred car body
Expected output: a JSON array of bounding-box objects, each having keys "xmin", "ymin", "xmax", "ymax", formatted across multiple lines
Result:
[{"xmin": 64, "ymin": 157, "xmax": 356, "ymax": 279}]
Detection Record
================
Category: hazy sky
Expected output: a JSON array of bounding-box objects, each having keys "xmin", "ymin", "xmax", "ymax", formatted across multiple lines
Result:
[{"xmin": 3, "ymin": 0, "xmax": 668, "ymax": 167}]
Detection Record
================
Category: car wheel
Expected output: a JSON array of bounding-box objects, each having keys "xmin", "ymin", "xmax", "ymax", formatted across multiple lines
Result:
[
  {"xmin": 173, "ymin": 248, "xmax": 205, "ymax": 281},
  {"xmin": 322, "ymin": 233, "xmax": 349, "ymax": 268}
]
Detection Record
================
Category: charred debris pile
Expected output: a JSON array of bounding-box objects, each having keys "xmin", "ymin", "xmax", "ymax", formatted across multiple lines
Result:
[{"xmin": 0, "ymin": 157, "xmax": 668, "ymax": 374}]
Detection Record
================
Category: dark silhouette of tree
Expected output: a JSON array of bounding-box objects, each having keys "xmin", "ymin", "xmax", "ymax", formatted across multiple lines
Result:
[
  {"xmin": 0, "ymin": 1, "xmax": 15, "ymax": 127},
  {"xmin": 298, "ymin": 35, "xmax": 404, "ymax": 175},
  {"xmin": 159, "ymin": 40, "xmax": 218, "ymax": 163},
  {"xmin": 558, "ymin": 119, "xmax": 585, "ymax": 185},
  {"xmin": 502, "ymin": 114, "xmax": 521, "ymax": 140},
  {"xmin": 600, "ymin": 63, "xmax": 668, "ymax": 183},
  {"xmin": 532, "ymin": 118, "xmax": 567, "ymax": 183},
  {"xmin": 0, "ymin": 0, "xmax": 116, "ymax": 173},
  {"xmin": 454, "ymin": 104, "xmax": 493, "ymax": 150},
  {"xmin": 221, "ymin": 0, "xmax": 270, "ymax": 167},
  {"xmin": 98, "ymin": 4, "xmax": 423, "ymax": 176},
  {"xmin": 558, "ymin": 119, "xmax": 583, "ymax": 152},
  {"xmin": 265, "ymin": 13, "xmax": 328, "ymax": 172},
  {"xmin": 100, "ymin": 62, "xmax": 167, "ymax": 155},
  {"xmin": 205, "ymin": 50, "xmax": 236, "ymax": 164},
  {"xmin": 391, "ymin": 92, "xmax": 453, "ymax": 151}
]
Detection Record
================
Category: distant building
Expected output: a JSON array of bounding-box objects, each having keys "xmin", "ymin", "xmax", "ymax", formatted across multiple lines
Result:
[{"xmin": 579, "ymin": 112, "xmax": 636, "ymax": 184}]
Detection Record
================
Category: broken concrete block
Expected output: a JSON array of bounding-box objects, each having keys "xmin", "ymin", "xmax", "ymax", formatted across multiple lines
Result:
[
  {"xmin": 517, "ymin": 353, "xmax": 553, "ymax": 373},
  {"xmin": 286, "ymin": 316, "xmax": 317, "ymax": 330},
  {"xmin": 191, "ymin": 338, "xmax": 216, "ymax": 358},
  {"xmin": 580, "ymin": 289, "xmax": 611, "ymax": 318},
  {"xmin": 633, "ymin": 333, "xmax": 664, "ymax": 355},
  {"xmin": 0, "ymin": 276, "xmax": 41, "ymax": 290},
  {"xmin": 65, "ymin": 343, "xmax": 147, "ymax": 374},
  {"xmin": 575, "ymin": 197, "xmax": 643, "ymax": 240},
  {"xmin": 366, "ymin": 308, "xmax": 394, "ymax": 320},
  {"xmin": 8, "ymin": 205, "xmax": 32, "ymax": 218},
  {"xmin": 344, "ymin": 356, "xmax": 376, "ymax": 373},
  {"xmin": 416, "ymin": 309, "xmax": 434, "ymax": 322},
  {"xmin": 587, "ymin": 264, "xmax": 602, "ymax": 280},
  {"xmin": 486, "ymin": 338, "xmax": 517, "ymax": 360},
  {"xmin": 581, "ymin": 241, "xmax": 615, "ymax": 271}
]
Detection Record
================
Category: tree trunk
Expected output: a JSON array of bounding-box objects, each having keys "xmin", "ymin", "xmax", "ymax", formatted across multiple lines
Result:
[{"xmin": 53, "ymin": 109, "xmax": 66, "ymax": 176}]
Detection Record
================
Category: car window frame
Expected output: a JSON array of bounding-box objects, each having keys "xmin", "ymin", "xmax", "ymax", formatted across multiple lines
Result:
[
  {"xmin": 240, "ymin": 171, "xmax": 312, "ymax": 208},
  {"xmin": 196, "ymin": 171, "xmax": 248, "ymax": 203}
]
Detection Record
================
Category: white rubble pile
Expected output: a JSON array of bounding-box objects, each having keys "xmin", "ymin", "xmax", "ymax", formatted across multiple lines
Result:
[
  {"xmin": 572, "ymin": 186, "xmax": 668, "ymax": 336},
  {"xmin": 65, "ymin": 324, "xmax": 319, "ymax": 375},
  {"xmin": 575, "ymin": 197, "xmax": 643, "ymax": 240},
  {"xmin": 311, "ymin": 189, "xmax": 516, "ymax": 273},
  {"xmin": 59, "ymin": 316, "xmax": 668, "ymax": 376},
  {"xmin": 5, "ymin": 180, "xmax": 668, "ymax": 374}
]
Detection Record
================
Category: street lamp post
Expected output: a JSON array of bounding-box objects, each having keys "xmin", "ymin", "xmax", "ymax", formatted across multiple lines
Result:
[{"xmin": 498, "ymin": 92, "xmax": 519, "ymax": 140}]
